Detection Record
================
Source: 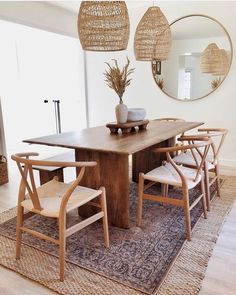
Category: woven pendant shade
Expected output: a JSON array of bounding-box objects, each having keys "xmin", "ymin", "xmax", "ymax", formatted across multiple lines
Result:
[
  {"xmin": 134, "ymin": 7, "xmax": 172, "ymax": 61},
  {"xmin": 200, "ymin": 43, "xmax": 221, "ymax": 73},
  {"xmin": 153, "ymin": 26, "xmax": 172, "ymax": 61},
  {"xmin": 78, "ymin": 1, "xmax": 130, "ymax": 52},
  {"xmin": 212, "ymin": 49, "xmax": 230, "ymax": 76}
]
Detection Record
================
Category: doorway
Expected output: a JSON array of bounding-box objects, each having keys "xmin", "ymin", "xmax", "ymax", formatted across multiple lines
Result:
[{"xmin": 0, "ymin": 20, "xmax": 87, "ymax": 159}]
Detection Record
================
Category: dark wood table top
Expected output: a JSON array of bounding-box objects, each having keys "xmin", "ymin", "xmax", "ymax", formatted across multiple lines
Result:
[{"xmin": 23, "ymin": 120, "xmax": 203, "ymax": 155}]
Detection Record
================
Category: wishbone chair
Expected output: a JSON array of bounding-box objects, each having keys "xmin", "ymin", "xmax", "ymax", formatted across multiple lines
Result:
[
  {"xmin": 11, "ymin": 152, "xmax": 109, "ymax": 281},
  {"xmin": 137, "ymin": 137, "xmax": 212, "ymax": 241},
  {"xmin": 173, "ymin": 128, "xmax": 228, "ymax": 210}
]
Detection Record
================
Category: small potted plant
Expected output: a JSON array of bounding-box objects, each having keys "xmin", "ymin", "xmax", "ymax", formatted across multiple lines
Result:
[
  {"xmin": 211, "ymin": 77, "xmax": 221, "ymax": 89},
  {"xmin": 104, "ymin": 57, "xmax": 135, "ymax": 124},
  {"xmin": 157, "ymin": 77, "xmax": 164, "ymax": 90}
]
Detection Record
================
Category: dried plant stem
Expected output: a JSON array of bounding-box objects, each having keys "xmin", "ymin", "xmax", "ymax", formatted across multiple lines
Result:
[{"xmin": 104, "ymin": 58, "xmax": 135, "ymax": 103}]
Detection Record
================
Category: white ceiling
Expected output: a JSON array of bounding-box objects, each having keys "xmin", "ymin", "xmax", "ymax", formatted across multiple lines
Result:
[
  {"xmin": 49, "ymin": 1, "xmax": 227, "ymax": 39},
  {"xmin": 49, "ymin": 1, "xmax": 80, "ymax": 13},
  {"xmin": 50, "ymin": 0, "xmax": 151, "ymax": 13}
]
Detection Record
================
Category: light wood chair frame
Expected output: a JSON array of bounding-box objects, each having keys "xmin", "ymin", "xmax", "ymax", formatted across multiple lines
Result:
[
  {"xmin": 137, "ymin": 138, "xmax": 211, "ymax": 241},
  {"xmin": 178, "ymin": 128, "xmax": 228, "ymax": 210},
  {"xmin": 11, "ymin": 152, "xmax": 109, "ymax": 281},
  {"xmin": 154, "ymin": 117, "xmax": 186, "ymax": 156}
]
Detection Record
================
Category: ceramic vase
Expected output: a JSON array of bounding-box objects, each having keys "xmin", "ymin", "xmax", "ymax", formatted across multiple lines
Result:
[{"xmin": 115, "ymin": 102, "xmax": 128, "ymax": 124}]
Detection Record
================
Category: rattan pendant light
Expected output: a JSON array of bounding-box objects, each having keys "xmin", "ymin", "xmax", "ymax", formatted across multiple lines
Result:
[
  {"xmin": 200, "ymin": 43, "xmax": 221, "ymax": 73},
  {"xmin": 212, "ymin": 49, "xmax": 230, "ymax": 76},
  {"xmin": 78, "ymin": 1, "xmax": 130, "ymax": 51},
  {"xmin": 134, "ymin": 6, "xmax": 172, "ymax": 61}
]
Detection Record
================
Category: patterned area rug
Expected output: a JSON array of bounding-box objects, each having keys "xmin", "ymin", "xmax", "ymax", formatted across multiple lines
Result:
[{"xmin": 0, "ymin": 182, "xmax": 218, "ymax": 294}]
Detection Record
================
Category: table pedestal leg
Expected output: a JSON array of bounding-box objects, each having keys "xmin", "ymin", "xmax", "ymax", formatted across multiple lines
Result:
[{"xmin": 75, "ymin": 150, "xmax": 130, "ymax": 229}]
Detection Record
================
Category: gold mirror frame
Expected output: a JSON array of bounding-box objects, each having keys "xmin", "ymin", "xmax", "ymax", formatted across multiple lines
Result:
[{"xmin": 152, "ymin": 14, "xmax": 233, "ymax": 102}]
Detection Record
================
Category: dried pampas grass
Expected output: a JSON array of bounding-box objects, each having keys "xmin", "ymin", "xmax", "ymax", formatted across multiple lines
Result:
[{"xmin": 104, "ymin": 58, "xmax": 135, "ymax": 103}]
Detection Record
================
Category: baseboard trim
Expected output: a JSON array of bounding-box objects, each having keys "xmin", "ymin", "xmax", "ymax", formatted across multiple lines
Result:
[
  {"xmin": 220, "ymin": 158, "xmax": 236, "ymax": 169},
  {"xmin": 219, "ymin": 157, "xmax": 236, "ymax": 176},
  {"xmin": 220, "ymin": 165, "xmax": 236, "ymax": 176}
]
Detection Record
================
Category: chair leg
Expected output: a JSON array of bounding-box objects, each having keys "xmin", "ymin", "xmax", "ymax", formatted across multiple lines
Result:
[
  {"xmin": 59, "ymin": 214, "xmax": 66, "ymax": 282},
  {"xmin": 137, "ymin": 173, "xmax": 144, "ymax": 227},
  {"xmin": 161, "ymin": 184, "xmax": 169, "ymax": 206},
  {"xmin": 164, "ymin": 184, "xmax": 169, "ymax": 197},
  {"xmin": 215, "ymin": 164, "xmax": 221, "ymax": 197},
  {"xmin": 160, "ymin": 184, "xmax": 164, "ymax": 206},
  {"xmin": 100, "ymin": 187, "xmax": 109, "ymax": 248},
  {"xmin": 161, "ymin": 184, "xmax": 166, "ymax": 197},
  {"xmin": 200, "ymin": 177, "xmax": 207, "ymax": 219},
  {"xmin": 204, "ymin": 165, "xmax": 211, "ymax": 211},
  {"xmin": 183, "ymin": 188, "xmax": 191, "ymax": 241},
  {"xmin": 16, "ymin": 205, "xmax": 24, "ymax": 259},
  {"xmin": 161, "ymin": 184, "xmax": 165, "ymax": 196}
]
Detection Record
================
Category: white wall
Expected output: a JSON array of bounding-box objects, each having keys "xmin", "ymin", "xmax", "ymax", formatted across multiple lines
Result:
[
  {"xmin": 0, "ymin": 1, "xmax": 235, "ymax": 168},
  {"xmin": 84, "ymin": 1, "xmax": 236, "ymax": 168}
]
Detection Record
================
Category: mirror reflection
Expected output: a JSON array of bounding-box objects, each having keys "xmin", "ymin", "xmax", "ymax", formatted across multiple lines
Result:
[{"xmin": 152, "ymin": 15, "xmax": 232, "ymax": 101}]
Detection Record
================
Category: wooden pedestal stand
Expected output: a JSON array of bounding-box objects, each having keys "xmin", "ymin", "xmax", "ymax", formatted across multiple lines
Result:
[{"xmin": 106, "ymin": 120, "xmax": 149, "ymax": 134}]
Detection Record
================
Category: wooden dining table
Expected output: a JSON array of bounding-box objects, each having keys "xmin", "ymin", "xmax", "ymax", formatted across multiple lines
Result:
[{"xmin": 23, "ymin": 120, "xmax": 203, "ymax": 229}]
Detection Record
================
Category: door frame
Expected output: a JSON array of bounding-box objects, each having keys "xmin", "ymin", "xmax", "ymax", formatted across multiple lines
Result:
[{"xmin": 0, "ymin": 97, "xmax": 7, "ymax": 157}]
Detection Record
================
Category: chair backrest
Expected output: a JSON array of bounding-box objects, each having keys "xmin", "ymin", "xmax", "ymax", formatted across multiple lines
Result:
[
  {"xmin": 197, "ymin": 128, "xmax": 228, "ymax": 164},
  {"xmin": 154, "ymin": 117, "xmax": 185, "ymax": 122},
  {"xmin": 12, "ymin": 152, "xmax": 42, "ymax": 210},
  {"xmin": 180, "ymin": 128, "xmax": 228, "ymax": 164},
  {"xmin": 154, "ymin": 137, "xmax": 212, "ymax": 185},
  {"xmin": 154, "ymin": 118, "xmax": 186, "ymax": 154},
  {"xmin": 11, "ymin": 152, "xmax": 96, "ymax": 212}
]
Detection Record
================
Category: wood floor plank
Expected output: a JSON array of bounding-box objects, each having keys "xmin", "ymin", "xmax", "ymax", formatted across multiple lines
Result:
[{"xmin": 200, "ymin": 201, "xmax": 236, "ymax": 294}]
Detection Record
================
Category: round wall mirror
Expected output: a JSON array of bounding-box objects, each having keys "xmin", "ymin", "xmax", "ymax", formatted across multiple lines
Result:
[{"xmin": 152, "ymin": 14, "xmax": 233, "ymax": 101}]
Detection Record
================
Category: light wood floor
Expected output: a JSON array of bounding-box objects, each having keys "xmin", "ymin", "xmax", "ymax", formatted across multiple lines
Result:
[
  {"xmin": 200, "ymin": 200, "xmax": 236, "ymax": 295},
  {"xmin": 0, "ymin": 165, "xmax": 236, "ymax": 294},
  {"xmin": 0, "ymin": 166, "xmax": 55, "ymax": 295}
]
